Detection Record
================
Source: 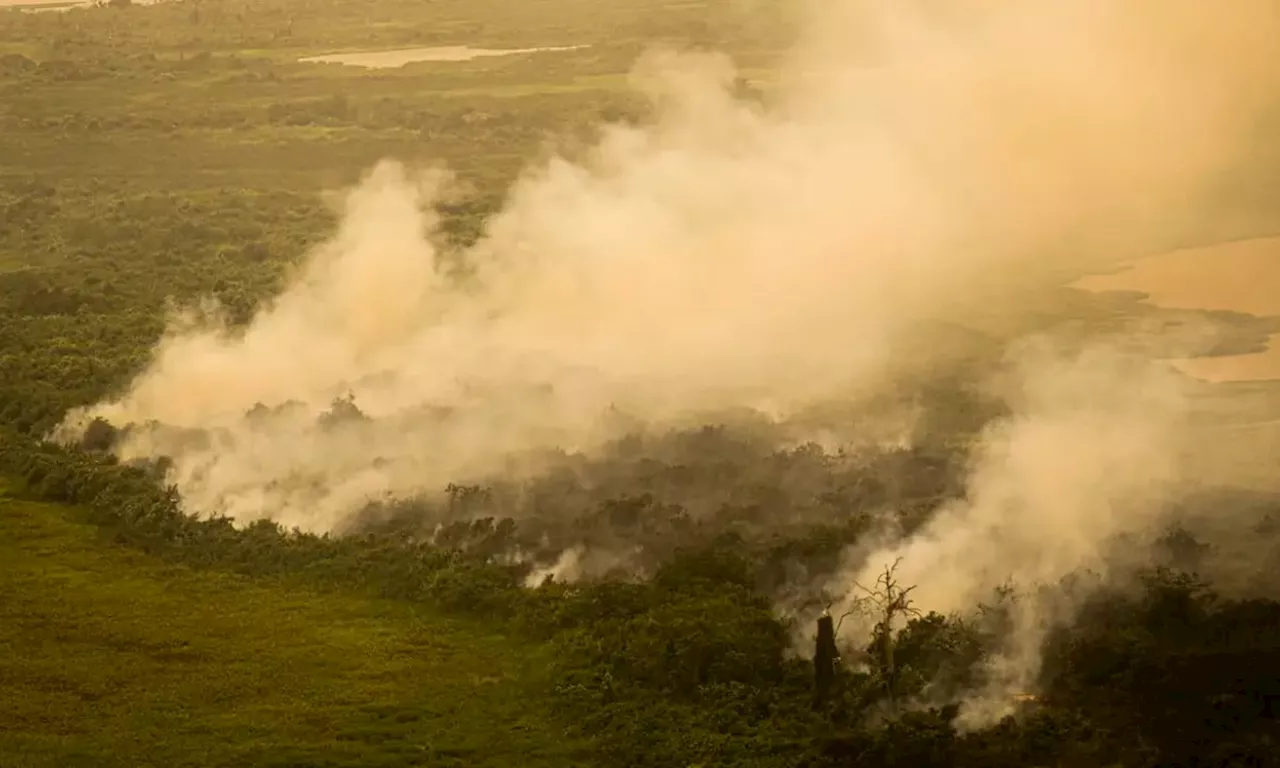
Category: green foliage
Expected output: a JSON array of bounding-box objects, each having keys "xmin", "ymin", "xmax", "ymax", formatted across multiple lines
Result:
[
  {"xmin": 888, "ymin": 612, "xmax": 987, "ymax": 701},
  {"xmin": 0, "ymin": 485, "xmax": 590, "ymax": 768}
]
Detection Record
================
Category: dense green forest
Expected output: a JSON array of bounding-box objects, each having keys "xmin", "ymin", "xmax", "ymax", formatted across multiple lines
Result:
[{"xmin": 3, "ymin": 1, "xmax": 1280, "ymax": 766}]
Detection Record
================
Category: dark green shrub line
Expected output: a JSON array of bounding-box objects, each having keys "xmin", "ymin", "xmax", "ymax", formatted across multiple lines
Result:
[{"xmin": 0, "ymin": 428, "xmax": 528, "ymax": 612}]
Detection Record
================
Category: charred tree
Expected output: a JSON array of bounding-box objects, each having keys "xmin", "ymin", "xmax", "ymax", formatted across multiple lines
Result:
[{"xmin": 814, "ymin": 612, "xmax": 839, "ymax": 709}]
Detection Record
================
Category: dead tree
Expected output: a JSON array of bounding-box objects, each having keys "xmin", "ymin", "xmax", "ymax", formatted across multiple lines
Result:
[
  {"xmin": 850, "ymin": 557, "xmax": 921, "ymax": 714},
  {"xmin": 813, "ymin": 610, "xmax": 839, "ymax": 709}
]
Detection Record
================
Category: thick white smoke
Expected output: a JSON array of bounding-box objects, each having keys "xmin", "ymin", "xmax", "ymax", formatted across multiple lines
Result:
[
  {"xmin": 58, "ymin": 0, "xmax": 1279, "ymax": 546},
  {"xmin": 827, "ymin": 341, "xmax": 1194, "ymax": 726}
]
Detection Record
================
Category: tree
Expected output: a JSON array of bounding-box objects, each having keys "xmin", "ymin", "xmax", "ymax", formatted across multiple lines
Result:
[
  {"xmin": 80, "ymin": 417, "xmax": 118, "ymax": 452},
  {"xmin": 316, "ymin": 393, "xmax": 369, "ymax": 430},
  {"xmin": 846, "ymin": 557, "xmax": 922, "ymax": 714},
  {"xmin": 445, "ymin": 483, "xmax": 492, "ymax": 518}
]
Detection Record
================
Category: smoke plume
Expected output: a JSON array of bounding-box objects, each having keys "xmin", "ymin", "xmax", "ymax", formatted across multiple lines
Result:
[
  {"xmin": 827, "ymin": 341, "xmax": 1193, "ymax": 726},
  {"xmin": 58, "ymin": 0, "xmax": 1278, "ymax": 554}
]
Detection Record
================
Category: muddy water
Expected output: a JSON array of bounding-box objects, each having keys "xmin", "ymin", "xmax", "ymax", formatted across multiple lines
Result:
[
  {"xmin": 1073, "ymin": 237, "xmax": 1280, "ymax": 382},
  {"xmin": 299, "ymin": 45, "xmax": 585, "ymax": 69}
]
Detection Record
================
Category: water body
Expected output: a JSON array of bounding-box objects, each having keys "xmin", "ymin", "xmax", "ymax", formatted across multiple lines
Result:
[
  {"xmin": 1, "ymin": 0, "xmax": 89, "ymax": 10},
  {"xmin": 299, "ymin": 45, "xmax": 586, "ymax": 69},
  {"xmin": 1073, "ymin": 236, "xmax": 1280, "ymax": 382},
  {"xmin": 1, "ymin": 0, "xmax": 167, "ymax": 10}
]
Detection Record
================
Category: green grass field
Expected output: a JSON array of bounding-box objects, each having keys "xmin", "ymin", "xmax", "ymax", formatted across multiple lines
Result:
[{"xmin": 0, "ymin": 480, "xmax": 588, "ymax": 768}]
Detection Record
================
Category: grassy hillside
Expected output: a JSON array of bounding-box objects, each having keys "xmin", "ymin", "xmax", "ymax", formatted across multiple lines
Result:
[{"xmin": 0, "ymin": 479, "xmax": 588, "ymax": 768}]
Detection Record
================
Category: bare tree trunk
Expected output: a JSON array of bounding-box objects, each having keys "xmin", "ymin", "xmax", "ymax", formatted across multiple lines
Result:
[{"xmin": 813, "ymin": 613, "xmax": 838, "ymax": 709}]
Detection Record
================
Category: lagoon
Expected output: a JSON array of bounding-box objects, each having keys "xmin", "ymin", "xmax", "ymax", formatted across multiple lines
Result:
[
  {"xmin": 1073, "ymin": 237, "xmax": 1280, "ymax": 382},
  {"xmin": 299, "ymin": 45, "xmax": 586, "ymax": 69}
]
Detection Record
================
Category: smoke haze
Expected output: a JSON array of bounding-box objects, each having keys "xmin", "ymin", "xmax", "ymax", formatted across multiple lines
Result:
[{"xmin": 56, "ymin": 1, "xmax": 1280, "ymax": 713}]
